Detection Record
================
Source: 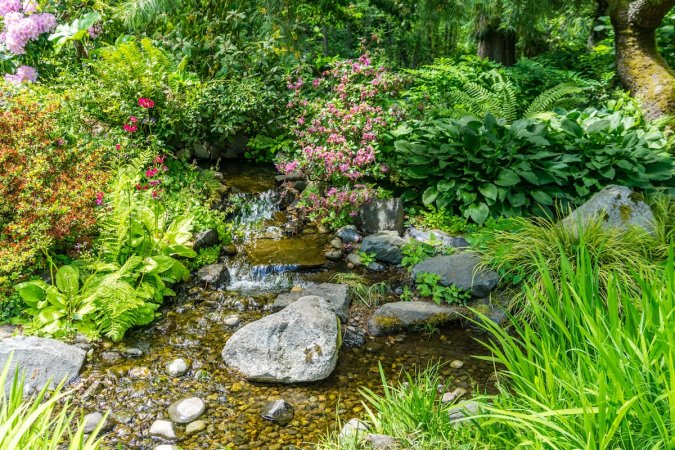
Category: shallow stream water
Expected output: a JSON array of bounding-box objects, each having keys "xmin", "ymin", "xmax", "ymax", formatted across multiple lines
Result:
[{"xmin": 74, "ymin": 162, "xmax": 498, "ymax": 449}]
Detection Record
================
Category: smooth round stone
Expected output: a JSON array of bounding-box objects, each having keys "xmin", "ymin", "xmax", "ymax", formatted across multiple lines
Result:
[
  {"xmin": 168, "ymin": 397, "xmax": 206, "ymax": 424},
  {"xmin": 82, "ymin": 412, "xmax": 112, "ymax": 434},
  {"xmin": 185, "ymin": 419, "xmax": 207, "ymax": 435},
  {"xmin": 124, "ymin": 347, "xmax": 143, "ymax": 357},
  {"xmin": 223, "ymin": 315, "xmax": 240, "ymax": 327},
  {"xmin": 166, "ymin": 358, "xmax": 189, "ymax": 377},
  {"xmin": 149, "ymin": 419, "xmax": 176, "ymax": 439},
  {"xmin": 339, "ymin": 418, "xmax": 369, "ymax": 438},
  {"xmin": 155, "ymin": 446, "xmax": 179, "ymax": 450},
  {"xmin": 325, "ymin": 250, "xmax": 343, "ymax": 261},
  {"xmin": 260, "ymin": 399, "xmax": 294, "ymax": 426},
  {"xmin": 450, "ymin": 360, "xmax": 464, "ymax": 369}
]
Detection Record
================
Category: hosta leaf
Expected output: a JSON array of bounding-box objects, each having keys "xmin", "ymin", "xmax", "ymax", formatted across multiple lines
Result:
[
  {"xmin": 531, "ymin": 190, "xmax": 553, "ymax": 205},
  {"xmin": 465, "ymin": 203, "xmax": 490, "ymax": 224},
  {"xmin": 422, "ymin": 187, "xmax": 439, "ymax": 206},
  {"xmin": 495, "ymin": 169, "xmax": 521, "ymax": 186},
  {"xmin": 437, "ymin": 179, "xmax": 456, "ymax": 193},
  {"xmin": 479, "ymin": 183, "xmax": 498, "ymax": 200}
]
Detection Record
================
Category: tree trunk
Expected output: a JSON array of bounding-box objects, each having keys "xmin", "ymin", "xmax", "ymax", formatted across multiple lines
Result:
[
  {"xmin": 610, "ymin": 0, "xmax": 675, "ymax": 119},
  {"xmin": 477, "ymin": 27, "xmax": 517, "ymax": 66}
]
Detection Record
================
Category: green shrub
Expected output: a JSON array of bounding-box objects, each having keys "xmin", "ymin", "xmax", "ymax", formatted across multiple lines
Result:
[
  {"xmin": 474, "ymin": 245, "xmax": 675, "ymax": 449},
  {"xmin": 383, "ymin": 109, "xmax": 674, "ymax": 224},
  {"xmin": 0, "ymin": 355, "xmax": 103, "ymax": 449},
  {"xmin": 407, "ymin": 208, "xmax": 476, "ymax": 235}
]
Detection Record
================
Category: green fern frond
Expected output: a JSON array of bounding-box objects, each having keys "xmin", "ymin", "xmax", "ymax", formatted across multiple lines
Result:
[{"xmin": 524, "ymin": 83, "xmax": 586, "ymax": 118}]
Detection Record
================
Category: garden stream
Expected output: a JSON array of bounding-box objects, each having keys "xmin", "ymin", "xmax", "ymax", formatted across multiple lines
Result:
[{"xmin": 73, "ymin": 163, "xmax": 498, "ymax": 449}]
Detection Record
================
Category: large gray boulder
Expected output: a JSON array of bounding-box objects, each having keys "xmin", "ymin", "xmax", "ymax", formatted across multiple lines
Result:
[
  {"xmin": 360, "ymin": 231, "xmax": 408, "ymax": 265},
  {"xmin": 359, "ymin": 199, "xmax": 404, "ymax": 235},
  {"xmin": 562, "ymin": 185, "xmax": 656, "ymax": 236},
  {"xmin": 193, "ymin": 229, "xmax": 219, "ymax": 251},
  {"xmin": 222, "ymin": 296, "xmax": 340, "ymax": 383},
  {"xmin": 412, "ymin": 252, "xmax": 498, "ymax": 298},
  {"xmin": 367, "ymin": 301, "xmax": 462, "ymax": 336},
  {"xmin": 0, "ymin": 336, "xmax": 86, "ymax": 393},
  {"xmin": 272, "ymin": 283, "xmax": 351, "ymax": 322}
]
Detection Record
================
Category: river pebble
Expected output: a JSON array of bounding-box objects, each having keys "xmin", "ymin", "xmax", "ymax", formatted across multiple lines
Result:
[
  {"xmin": 168, "ymin": 397, "xmax": 206, "ymax": 424},
  {"xmin": 149, "ymin": 420, "xmax": 176, "ymax": 439}
]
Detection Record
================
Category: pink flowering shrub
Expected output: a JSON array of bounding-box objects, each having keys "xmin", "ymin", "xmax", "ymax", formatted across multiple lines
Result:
[
  {"xmin": 3, "ymin": 64, "xmax": 37, "ymax": 83},
  {"xmin": 0, "ymin": 1, "xmax": 56, "ymax": 56},
  {"xmin": 277, "ymin": 55, "xmax": 403, "ymax": 227}
]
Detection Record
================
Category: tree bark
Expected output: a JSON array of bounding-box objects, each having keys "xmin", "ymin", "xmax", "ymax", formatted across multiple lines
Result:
[
  {"xmin": 476, "ymin": 13, "xmax": 516, "ymax": 66},
  {"xmin": 610, "ymin": 0, "xmax": 675, "ymax": 119}
]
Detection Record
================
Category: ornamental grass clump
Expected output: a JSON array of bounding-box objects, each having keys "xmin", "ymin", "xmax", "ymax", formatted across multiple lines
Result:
[
  {"xmin": 474, "ymin": 245, "xmax": 675, "ymax": 449},
  {"xmin": 0, "ymin": 355, "xmax": 103, "ymax": 450}
]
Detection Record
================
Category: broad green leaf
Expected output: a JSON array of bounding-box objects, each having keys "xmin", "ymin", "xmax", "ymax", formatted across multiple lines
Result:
[
  {"xmin": 495, "ymin": 169, "xmax": 521, "ymax": 187},
  {"xmin": 478, "ymin": 183, "xmax": 498, "ymax": 200},
  {"xmin": 55, "ymin": 265, "xmax": 79, "ymax": 299},
  {"xmin": 465, "ymin": 203, "xmax": 490, "ymax": 224},
  {"xmin": 437, "ymin": 179, "xmax": 456, "ymax": 193},
  {"xmin": 15, "ymin": 281, "xmax": 47, "ymax": 306},
  {"xmin": 422, "ymin": 187, "xmax": 439, "ymax": 206},
  {"xmin": 531, "ymin": 190, "xmax": 553, "ymax": 205}
]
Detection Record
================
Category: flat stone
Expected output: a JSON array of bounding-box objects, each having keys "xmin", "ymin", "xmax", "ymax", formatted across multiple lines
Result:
[
  {"xmin": 412, "ymin": 252, "xmax": 498, "ymax": 298},
  {"xmin": 222, "ymin": 296, "xmax": 340, "ymax": 383},
  {"xmin": 448, "ymin": 401, "xmax": 480, "ymax": 423},
  {"xmin": 0, "ymin": 336, "xmax": 86, "ymax": 394},
  {"xmin": 330, "ymin": 238, "xmax": 344, "ymax": 250},
  {"xmin": 167, "ymin": 358, "xmax": 189, "ymax": 377},
  {"xmin": 193, "ymin": 229, "xmax": 219, "ymax": 251},
  {"xmin": 195, "ymin": 264, "xmax": 230, "ymax": 288},
  {"xmin": 562, "ymin": 185, "xmax": 656, "ymax": 236},
  {"xmin": 83, "ymin": 412, "xmax": 113, "ymax": 434},
  {"xmin": 168, "ymin": 397, "xmax": 206, "ymax": 424},
  {"xmin": 406, "ymin": 227, "xmax": 470, "ymax": 250},
  {"xmin": 260, "ymin": 399, "xmax": 294, "ymax": 426},
  {"xmin": 155, "ymin": 446, "xmax": 179, "ymax": 450},
  {"xmin": 340, "ymin": 418, "xmax": 370, "ymax": 438},
  {"xmin": 272, "ymin": 283, "xmax": 351, "ymax": 323},
  {"xmin": 0, "ymin": 325, "xmax": 16, "ymax": 340},
  {"xmin": 223, "ymin": 315, "xmax": 240, "ymax": 327},
  {"xmin": 336, "ymin": 225, "xmax": 362, "ymax": 243},
  {"xmin": 359, "ymin": 198, "xmax": 404, "ymax": 235},
  {"xmin": 185, "ymin": 419, "xmax": 207, "ymax": 435},
  {"xmin": 441, "ymin": 387, "xmax": 468, "ymax": 404},
  {"xmin": 325, "ymin": 250, "xmax": 343, "ymax": 261},
  {"xmin": 450, "ymin": 360, "xmax": 464, "ymax": 369},
  {"xmin": 346, "ymin": 253, "xmax": 362, "ymax": 267},
  {"xmin": 124, "ymin": 347, "xmax": 143, "ymax": 358},
  {"xmin": 149, "ymin": 419, "xmax": 176, "ymax": 439},
  {"xmin": 364, "ymin": 433, "xmax": 400, "ymax": 449},
  {"xmin": 360, "ymin": 231, "xmax": 408, "ymax": 265},
  {"xmin": 367, "ymin": 302, "xmax": 462, "ymax": 336}
]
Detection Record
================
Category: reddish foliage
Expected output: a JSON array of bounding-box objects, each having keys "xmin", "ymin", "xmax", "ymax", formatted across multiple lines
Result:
[{"xmin": 0, "ymin": 96, "xmax": 108, "ymax": 280}]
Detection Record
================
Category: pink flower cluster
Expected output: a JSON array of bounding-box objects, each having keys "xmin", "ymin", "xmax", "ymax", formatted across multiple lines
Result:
[
  {"xmin": 3, "ymin": 64, "xmax": 36, "ymax": 84},
  {"xmin": 303, "ymin": 185, "xmax": 374, "ymax": 225},
  {"xmin": 136, "ymin": 155, "xmax": 168, "ymax": 199},
  {"xmin": 0, "ymin": 0, "xmax": 57, "ymax": 55}
]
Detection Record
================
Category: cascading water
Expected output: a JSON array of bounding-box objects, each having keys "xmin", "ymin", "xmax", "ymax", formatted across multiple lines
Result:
[{"xmin": 225, "ymin": 189, "xmax": 301, "ymax": 292}]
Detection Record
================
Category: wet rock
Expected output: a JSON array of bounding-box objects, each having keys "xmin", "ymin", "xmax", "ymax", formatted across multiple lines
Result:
[
  {"xmin": 222, "ymin": 244, "xmax": 238, "ymax": 256},
  {"xmin": 411, "ymin": 252, "xmax": 498, "ymax": 298},
  {"xmin": 562, "ymin": 185, "xmax": 656, "ymax": 236},
  {"xmin": 128, "ymin": 366, "xmax": 151, "ymax": 379},
  {"xmin": 196, "ymin": 264, "xmax": 230, "ymax": 288},
  {"xmin": 359, "ymin": 198, "xmax": 404, "ymax": 235},
  {"xmin": 0, "ymin": 336, "xmax": 85, "ymax": 394},
  {"xmin": 450, "ymin": 360, "xmax": 464, "ymax": 369},
  {"xmin": 167, "ymin": 358, "xmax": 190, "ymax": 377},
  {"xmin": 448, "ymin": 401, "xmax": 480, "ymax": 422},
  {"xmin": 367, "ymin": 302, "xmax": 462, "ymax": 336},
  {"xmin": 346, "ymin": 253, "xmax": 363, "ymax": 267},
  {"xmin": 366, "ymin": 261, "xmax": 385, "ymax": 272},
  {"xmin": 360, "ymin": 231, "xmax": 408, "ymax": 265},
  {"xmin": 261, "ymin": 399, "xmax": 294, "ymax": 426},
  {"xmin": 275, "ymin": 172, "xmax": 304, "ymax": 183},
  {"xmin": 193, "ymin": 229, "xmax": 220, "ymax": 251},
  {"xmin": 149, "ymin": 419, "xmax": 177, "ymax": 439},
  {"xmin": 330, "ymin": 238, "xmax": 344, "ymax": 250},
  {"xmin": 185, "ymin": 419, "xmax": 207, "ymax": 435},
  {"xmin": 343, "ymin": 328, "xmax": 365, "ymax": 348},
  {"xmin": 155, "ymin": 445, "xmax": 179, "ymax": 450},
  {"xmin": 168, "ymin": 397, "xmax": 206, "ymax": 424},
  {"xmin": 364, "ymin": 434, "xmax": 399, "ymax": 449},
  {"xmin": 442, "ymin": 387, "xmax": 468, "ymax": 404},
  {"xmin": 340, "ymin": 418, "xmax": 369, "ymax": 438},
  {"xmin": 222, "ymin": 296, "xmax": 340, "ymax": 383},
  {"xmin": 100, "ymin": 351, "xmax": 121, "ymax": 363},
  {"xmin": 83, "ymin": 412, "xmax": 112, "ymax": 434},
  {"xmin": 325, "ymin": 250, "xmax": 343, "ymax": 261},
  {"xmin": 124, "ymin": 347, "xmax": 143, "ymax": 358},
  {"xmin": 406, "ymin": 227, "xmax": 470, "ymax": 250},
  {"xmin": 272, "ymin": 283, "xmax": 351, "ymax": 323},
  {"xmin": 223, "ymin": 314, "xmax": 240, "ymax": 327},
  {"xmin": 112, "ymin": 410, "xmax": 134, "ymax": 424},
  {"xmin": 336, "ymin": 225, "xmax": 362, "ymax": 243}
]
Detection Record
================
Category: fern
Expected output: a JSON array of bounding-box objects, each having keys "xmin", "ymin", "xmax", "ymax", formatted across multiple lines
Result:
[{"xmin": 524, "ymin": 83, "xmax": 586, "ymax": 118}]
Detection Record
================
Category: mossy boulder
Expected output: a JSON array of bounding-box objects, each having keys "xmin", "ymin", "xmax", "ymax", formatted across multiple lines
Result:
[{"xmin": 367, "ymin": 301, "xmax": 462, "ymax": 336}]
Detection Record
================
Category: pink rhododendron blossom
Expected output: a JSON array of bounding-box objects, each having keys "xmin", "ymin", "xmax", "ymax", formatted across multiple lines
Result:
[
  {"xmin": 0, "ymin": 10, "xmax": 57, "ymax": 55},
  {"xmin": 4, "ymin": 64, "xmax": 37, "ymax": 83},
  {"xmin": 0, "ymin": 0, "xmax": 21, "ymax": 15}
]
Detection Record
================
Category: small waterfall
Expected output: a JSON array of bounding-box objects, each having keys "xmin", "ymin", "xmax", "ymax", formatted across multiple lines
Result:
[{"xmin": 225, "ymin": 189, "xmax": 300, "ymax": 293}]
